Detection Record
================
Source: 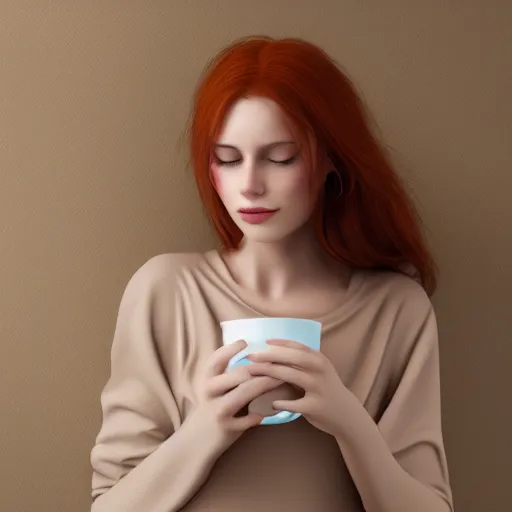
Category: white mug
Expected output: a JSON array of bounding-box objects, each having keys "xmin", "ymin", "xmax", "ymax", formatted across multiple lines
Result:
[{"xmin": 220, "ymin": 317, "xmax": 322, "ymax": 425}]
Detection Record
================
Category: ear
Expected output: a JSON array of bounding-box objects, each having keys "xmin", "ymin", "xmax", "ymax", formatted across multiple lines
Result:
[
  {"xmin": 322, "ymin": 155, "xmax": 335, "ymax": 182},
  {"xmin": 307, "ymin": 133, "xmax": 332, "ymax": 183}
]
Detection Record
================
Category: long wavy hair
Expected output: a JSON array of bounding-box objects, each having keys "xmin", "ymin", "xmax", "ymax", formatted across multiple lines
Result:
[{"xmin": 189, "ymin": 36, "xmax": 437, "ymax": 295}]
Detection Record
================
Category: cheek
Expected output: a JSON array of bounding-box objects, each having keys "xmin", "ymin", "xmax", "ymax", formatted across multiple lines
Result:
[
  {"xmin": 210, "ymin": 163, "xmax": 223, "ymax": 196},
  {"xmin": 286, "ymin": 169, "xmax": 311, "ymax": 198},
  {"xmin": 282, "ymin": 170, "xmax": 317, "ymax": 216}
]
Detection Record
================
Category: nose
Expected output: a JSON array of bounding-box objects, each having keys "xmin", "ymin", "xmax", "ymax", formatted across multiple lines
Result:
[{"xmin": 241, "ymin": 162, "xmax": 266, "ymax": 199}]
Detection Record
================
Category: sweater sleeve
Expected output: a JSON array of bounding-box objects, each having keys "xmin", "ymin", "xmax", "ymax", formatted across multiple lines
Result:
[
  {"xmin": 90, "ymin": 254, "xmax": 217, "ymax": 512},
  {"xmin": 377, "ymin": 295, "xmax": 453, "ymax": 510}
]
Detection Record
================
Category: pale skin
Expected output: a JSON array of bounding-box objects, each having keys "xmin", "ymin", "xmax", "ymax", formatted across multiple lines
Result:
[{"xmin": 190, "ymin": 96, "xmax": 451, "ymax": 511}]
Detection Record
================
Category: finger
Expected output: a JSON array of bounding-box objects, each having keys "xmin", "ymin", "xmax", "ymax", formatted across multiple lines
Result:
[
  {"xmin": 272, "ymin": 399, "xmax": 306, "ymax": 414},
  {"xmin": 221, "ymin": 376, "xmax": 283, "ymax": 417},
  {"xmin": 206, "ymin": 340, "xmax": 247, "ymax": 378},
  {"xmin": 247, "ymin": 346, "xmax": 320, "ymax": 371},
  {"xmin": 247, "ymin": 362, "xmax": 314, "ymax": 390},
  {"xmin": 229, "ymin": 412, "xmax": 265, "ymax": 431},
  {"xmin": 266, "ymin": 339, "xmax": 315, "ymax": 352},
  {"xmin": 205, "ymin": 366, "xmax": 251, "ymax": 397}
]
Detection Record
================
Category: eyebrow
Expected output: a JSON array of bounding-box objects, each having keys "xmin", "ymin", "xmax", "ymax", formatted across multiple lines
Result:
[{"xmin": 214, "ymin": 141, "xmax": 297, "ymax": 150}]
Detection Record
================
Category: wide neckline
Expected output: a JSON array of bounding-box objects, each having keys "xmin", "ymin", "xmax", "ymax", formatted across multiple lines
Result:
[{"xmin": 201, "ymin": 249, "xmax": 367, "ymax": 329}]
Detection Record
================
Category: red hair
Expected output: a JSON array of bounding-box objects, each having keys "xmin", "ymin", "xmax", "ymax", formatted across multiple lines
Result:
[{"xmin": 189, "ymin": 36, "xmax": 438, "ymax": 295}]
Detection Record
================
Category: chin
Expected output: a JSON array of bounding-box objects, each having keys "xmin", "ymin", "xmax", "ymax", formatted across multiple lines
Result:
[{"xmin": 239, "ymin": 224, "xmax": 307, "ymax": 244}]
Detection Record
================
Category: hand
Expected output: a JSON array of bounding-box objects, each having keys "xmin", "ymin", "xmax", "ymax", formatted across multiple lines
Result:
[
  {"xmin": 191, "ymin": 340, "xmax": 283, "ymax": 454},
  {"xmin": 246, "ymin": 339, "xmax": 351, "ymax": 437}
]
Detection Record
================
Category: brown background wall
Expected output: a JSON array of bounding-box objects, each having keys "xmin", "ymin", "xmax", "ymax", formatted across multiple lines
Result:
[{"xmin": 1, "ymin": 2, "xmax": 510, "ymax": 511}]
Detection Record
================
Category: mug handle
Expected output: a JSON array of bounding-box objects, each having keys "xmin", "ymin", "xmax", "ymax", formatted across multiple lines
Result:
[{"xmin": 227, "ymin": 354, "xmax": 302, "ymax": 425}]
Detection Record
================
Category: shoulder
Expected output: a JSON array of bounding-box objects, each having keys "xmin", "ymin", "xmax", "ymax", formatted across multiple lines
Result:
[
  {"xmin": 122, "ymin": 252, "xmax": 204, "ymax": 299},
  {"xmin": 135, "ymin": 252, "xmax": 203, "ymax": 280},
  {"xmin": 354, "ymin": 270, "xmax": 440, "ymax": 373},
  {"xmin": 355, "ymin": 268, "xmax": 435, "ymax": 326}
]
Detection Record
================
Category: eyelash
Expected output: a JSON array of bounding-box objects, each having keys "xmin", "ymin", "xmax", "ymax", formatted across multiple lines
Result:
[{"xmin": 215, "ymin": 155, "xmax": 297, "ymax": 167}]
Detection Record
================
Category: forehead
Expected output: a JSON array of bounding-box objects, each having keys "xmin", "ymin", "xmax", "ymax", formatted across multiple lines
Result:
[{"xmin": 216, "ymin": 97, "xmax": 295, "ymax": 147}]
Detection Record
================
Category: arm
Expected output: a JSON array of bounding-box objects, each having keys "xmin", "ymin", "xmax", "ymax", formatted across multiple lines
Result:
[
  {"xmin": 90, "ymin": 256, "xmax": 220, "ymax": 512},
  {"xmin": 334, "ymin": 304, "xmax": 453, "ymax": 512},
  {"xmin": 248, "ymin": 288, "xmax": 453, "ymax": 511},
  {"xmin": 92, "ymin": 414, "xmax": 221, "ymax": 512}
]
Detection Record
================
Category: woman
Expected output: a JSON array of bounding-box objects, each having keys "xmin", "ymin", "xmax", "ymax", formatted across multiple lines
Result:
[{"xmin": 90, "ymin": 36, "xmax": 453, "ymax": 511}]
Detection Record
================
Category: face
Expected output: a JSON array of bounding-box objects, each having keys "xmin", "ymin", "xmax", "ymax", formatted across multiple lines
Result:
[{"xmin": 212, "ymin": 97, "xmax": 319, "ymax": 244}]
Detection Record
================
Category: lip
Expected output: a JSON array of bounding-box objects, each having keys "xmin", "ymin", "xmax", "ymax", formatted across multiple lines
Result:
[{"xmin": 237, "ymin": 207, "xmax": 279, "ymax": 225}]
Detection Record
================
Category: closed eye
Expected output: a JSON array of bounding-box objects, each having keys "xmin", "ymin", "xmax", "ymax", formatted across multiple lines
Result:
[
  {"xmin": 268, "ymin": 155, "xmax": 298, "ymax": 165},
  {"xmin": 215, "ymin": 158, "xmax": 241, "ymax": 167}
]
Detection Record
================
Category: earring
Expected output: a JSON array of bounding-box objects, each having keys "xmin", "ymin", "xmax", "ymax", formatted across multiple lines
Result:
[{"xmin": 326, "ymin": 171, "xmax": 343, "ymax": 201}]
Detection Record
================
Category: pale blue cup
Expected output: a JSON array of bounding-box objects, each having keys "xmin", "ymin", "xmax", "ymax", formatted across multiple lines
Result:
[{"xmin": 220, "ymin": 317, "xmax": 322, "ymax": 425}]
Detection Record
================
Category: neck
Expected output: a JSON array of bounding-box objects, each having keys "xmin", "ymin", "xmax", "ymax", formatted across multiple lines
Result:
[{"xmin": 226, "ymin": 225, "xmax": 336, "ymax": 299}]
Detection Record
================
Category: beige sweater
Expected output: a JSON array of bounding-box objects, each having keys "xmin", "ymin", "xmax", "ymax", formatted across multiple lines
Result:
[{"xmin": 90, "ymin": 251, "xmax": 452, "ymax": 511}]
